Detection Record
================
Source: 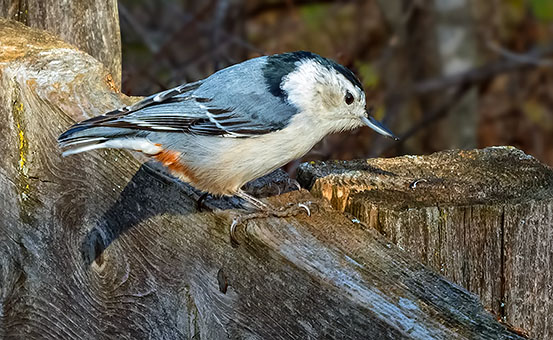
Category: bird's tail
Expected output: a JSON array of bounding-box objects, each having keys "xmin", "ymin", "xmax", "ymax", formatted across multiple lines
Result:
[{"xmin": 58, "ymin": 118, "xmax": 161, "ymax": 157}]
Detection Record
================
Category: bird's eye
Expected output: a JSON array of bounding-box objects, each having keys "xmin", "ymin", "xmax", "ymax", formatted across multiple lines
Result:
[{"xmin": 345, "ymin": 91, "xmax": 354, "ymax": 105}]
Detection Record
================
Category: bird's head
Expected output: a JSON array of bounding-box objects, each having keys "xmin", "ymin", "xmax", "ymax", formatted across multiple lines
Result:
[{"xmin": 264, "ymin": 51, "xmax": 398, "ymax": 140}]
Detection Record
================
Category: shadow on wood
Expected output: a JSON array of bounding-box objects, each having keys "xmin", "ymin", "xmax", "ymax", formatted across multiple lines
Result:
[
  {"xmin": 0, "ymin": 19, "xmax": 524, "ymax": 339},
  {"xmin": 82, "ymin": 162, "xmax": 299, "ymax": 266},
  {"xmin": 80, "ymin": 163, "xmax": 195, "ymax": 266}
]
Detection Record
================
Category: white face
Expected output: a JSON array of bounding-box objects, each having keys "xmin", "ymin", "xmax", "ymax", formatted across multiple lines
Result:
[{"xmin": 281, "ymin": 59, "xmax": 368, "ymax": 134}]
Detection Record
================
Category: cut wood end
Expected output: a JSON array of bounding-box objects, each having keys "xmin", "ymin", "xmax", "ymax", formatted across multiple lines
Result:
[
  {"xmin": 0, "ymin": 19, "xmax": 133, "ymax": 123},
  {"xmin": 298, "ymin": 147, "xmax": 553, "ymax": 209},
  {"xmin": 0, "ymin": 19, "xmax": 76, "ymax": 62}
]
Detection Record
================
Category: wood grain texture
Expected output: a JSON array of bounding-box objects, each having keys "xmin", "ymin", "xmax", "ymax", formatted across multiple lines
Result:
[
  {"xmin": 298, "ymin": 148, "xmax": 553, "ymax": 339},
  {"xmin": 0, "ymin": 0, "xmax": 121, "ymax": 87},
  {"xmin": 0, "ymin": 19, "xmax": 523, "ymax": 339}
]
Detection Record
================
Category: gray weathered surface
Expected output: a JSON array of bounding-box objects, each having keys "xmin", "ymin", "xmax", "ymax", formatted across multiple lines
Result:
[
  {"xmin": 0, "ymin": 0, "xmax": 121, "ymax": 87},
  {"xmin": 0, "ymin": 19, "xmax": 523, "ymax": 339},
  {"xmin": 298, "ymin": 148, "xmax": 553, "ymax": 339}
]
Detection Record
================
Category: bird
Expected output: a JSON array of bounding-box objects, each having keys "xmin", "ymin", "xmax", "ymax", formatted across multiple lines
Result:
[{"xmin": 59, "ymin": 51, "xmax": 397, "ymax": 235}]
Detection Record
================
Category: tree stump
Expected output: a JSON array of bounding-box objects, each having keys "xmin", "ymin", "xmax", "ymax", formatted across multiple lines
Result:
[
  {"xmin": 298, "ymin": 147, "xmax": 553, "ymax": 339},
  {"xmin": 0, "ymin": 19, "xmax": 524, "ymax": 339}
]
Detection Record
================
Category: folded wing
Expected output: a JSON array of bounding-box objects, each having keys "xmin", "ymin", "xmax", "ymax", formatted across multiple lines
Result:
[{"xmin": 59, "ymin": 57, "xmax": 299, "ymax": 156}]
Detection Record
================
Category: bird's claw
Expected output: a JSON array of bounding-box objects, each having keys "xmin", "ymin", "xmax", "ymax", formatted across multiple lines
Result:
[
  {"xmin": 230, "ymin": 217, "xmax": 242, "ymax": 246},
  {"xmin": 283, "ymin": 201, "xmax": 314, "ymax": 216},
  {"xmin": 229, "ymin": 201, "xmax": 315, "ymax": 246},
  {"xmin": 297, "ymin": 202, "xmax": 311, "ymax": 216},
  {"xmin": 288, "ymin": 178, "xmax": 302, "ymax": 191}
]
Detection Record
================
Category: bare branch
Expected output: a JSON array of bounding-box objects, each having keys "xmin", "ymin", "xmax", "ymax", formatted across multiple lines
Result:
[{"xmin": 414, "ymin": 43, "xmax": 553, "ymax": 94}]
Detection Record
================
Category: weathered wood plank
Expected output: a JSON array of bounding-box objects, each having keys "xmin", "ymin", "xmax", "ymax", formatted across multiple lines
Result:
[
  {"xmin": 298, "ymin": 148, "xmax": 553, "ymax": 339},
  {"xmin": 0, "ymin": 0, "xmax": 121, "ymax": 87},
  {"xmin": 0, "ymin": 19, "xmax": 523, "ymax": 339},
  {"xmin": 504, "ymin": 202, "xmax": 553, "ymax": 339}
]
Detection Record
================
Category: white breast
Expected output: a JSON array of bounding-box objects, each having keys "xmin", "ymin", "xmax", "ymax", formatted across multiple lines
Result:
[{"xmin": 178, "ymin": 113, "xmax": 332, "ymax": 195}]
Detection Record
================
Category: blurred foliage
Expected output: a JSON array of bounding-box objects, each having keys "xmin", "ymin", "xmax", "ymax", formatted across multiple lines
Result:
[
  {"xmin": 530, "ymin": 0, "xmax": 553, "ymax": 22},
  {"xmin": 119, "ymin": 0, "xmax": 553, "ymax": 170},
  {"xmin": 355, "ymin": 61, "xmax": 380, "ymax": 89}
]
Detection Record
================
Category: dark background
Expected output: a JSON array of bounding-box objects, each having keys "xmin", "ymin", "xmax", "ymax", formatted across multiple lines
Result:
[{"xmin": 118, "ymin": 0, "xmax": 553, "ymax": 173}]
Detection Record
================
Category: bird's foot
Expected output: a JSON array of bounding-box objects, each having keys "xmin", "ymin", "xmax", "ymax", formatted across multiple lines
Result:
[{"xmin": 229, "ymin": 201, "xmax": 314, "ymax": 246}]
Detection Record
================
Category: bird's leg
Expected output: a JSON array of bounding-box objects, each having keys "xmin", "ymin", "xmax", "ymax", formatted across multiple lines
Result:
[
  {"xmin": 235, "ymin": 190, "xmax": 272, "ymax": 211},
  {"xmin": 230, "ymin": 190, "xmax": 313, "ymax": 245},
  {"xmin": 196, "ymin": 192, "xmax": 210, "ymax": 212}
]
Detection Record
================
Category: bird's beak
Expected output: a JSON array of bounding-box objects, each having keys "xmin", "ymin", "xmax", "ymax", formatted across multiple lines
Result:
[{"xmin": 361, "ymin": 115, "xmax": 399, "ymax": 141}]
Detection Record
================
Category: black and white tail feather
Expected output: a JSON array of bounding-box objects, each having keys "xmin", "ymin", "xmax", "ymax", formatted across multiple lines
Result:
[{"xmin": 58, "ymin": 81, "xmax": 205, "ymax": 156}]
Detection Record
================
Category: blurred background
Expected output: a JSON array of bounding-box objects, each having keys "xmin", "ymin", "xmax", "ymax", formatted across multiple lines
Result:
[{"xmin": 118, "ymin": 0, "xmax": 553, "ymax": 174}]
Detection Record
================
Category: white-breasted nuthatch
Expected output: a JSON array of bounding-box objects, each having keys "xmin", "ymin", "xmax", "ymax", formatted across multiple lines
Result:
[{"xmin": 59, "ymin": 51, "xmax": 397, "ymax": 211}]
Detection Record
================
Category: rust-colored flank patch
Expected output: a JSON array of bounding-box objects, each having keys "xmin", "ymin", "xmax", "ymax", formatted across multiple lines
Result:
[{"xmin": 154, "ymin": 149, "xmax": 197, "ymax": 183}]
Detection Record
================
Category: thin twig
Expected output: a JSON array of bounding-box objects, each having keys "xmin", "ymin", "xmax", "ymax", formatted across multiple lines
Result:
[
  {"xmin": 372, "ymin": 43, "xmax": 553, "ymax": 154},
  {"xmin": 414, "ymin": 43, "xmax": 553, "ymax": 94},
  {"xmin": 487, "ymin": 41, "xmax": 553, "ymax": 67},
  {"xmin": 373, "ymin": 84, "xmax": 470, "ymax": 156}
]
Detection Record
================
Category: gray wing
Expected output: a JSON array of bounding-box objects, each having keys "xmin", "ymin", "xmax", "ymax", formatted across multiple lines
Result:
[
  {"xmin": 66, "ymin": 56, "xmax": 298, "ymax": 138},
  {"xmin": 191, "ymin": 56, "xmax": 299, "ymax": 136}
]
